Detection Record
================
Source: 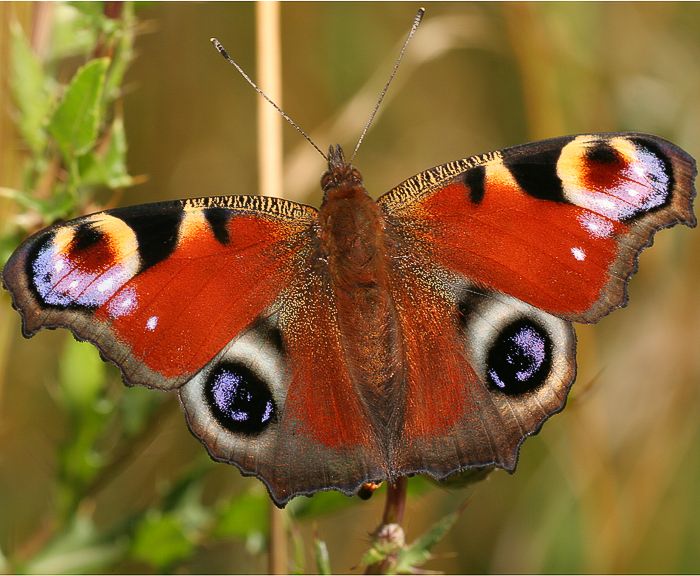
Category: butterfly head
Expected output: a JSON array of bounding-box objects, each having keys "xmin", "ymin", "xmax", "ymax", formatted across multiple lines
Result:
[{"xmin": 321, "ymin": 144, "xmax": 364, "ymax": 200}]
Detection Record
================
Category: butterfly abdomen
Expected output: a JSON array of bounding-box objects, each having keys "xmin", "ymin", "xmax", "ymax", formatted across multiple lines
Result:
[{"xmin": 318, "ymin": 168, "xmax": 406, "ymax": 453}]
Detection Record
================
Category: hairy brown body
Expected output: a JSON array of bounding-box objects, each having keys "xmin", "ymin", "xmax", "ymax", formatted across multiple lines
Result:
[{"xmin": 318, "ymin": 146, "xmax": 405, "ymax": 452}]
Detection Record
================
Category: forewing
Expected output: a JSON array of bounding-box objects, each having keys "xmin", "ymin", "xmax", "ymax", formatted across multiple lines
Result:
[
  {"xmin": 379, "ymin": 133, "xmax": 696, "ymax": 323},
  {"xmin": 2, "ymin": 195, "xmax": 316, "ymax": 390}
]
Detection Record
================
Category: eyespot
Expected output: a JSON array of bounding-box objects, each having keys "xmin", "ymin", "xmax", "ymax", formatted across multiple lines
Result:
[
  {"xmin": 205, "ymin": 362, "xmax": 276, "ymax": 434},
  {"xmin": 458, "ymin": 289, "xmax": 574, "ymax": 400},
  {"xmin": 179, "ymin": 315, "xmax": 288, "ymax": 468},
  {"xmin": 486, "ymin": 319, "xmax": 552, "ymax": 395}
]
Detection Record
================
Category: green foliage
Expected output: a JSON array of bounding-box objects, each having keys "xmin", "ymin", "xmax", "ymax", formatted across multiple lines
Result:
[
  {"xmin": 10, "ymin": 21, "xmax": 53, "ymax": 154},
  {"xmin": 4, "ymin": 3, "xmax": 135, "ymax": 241},
  {"xmin": 360, "ymin": 505, "xmax": 464, "ymax": 575},
  {"xmin": 79, "ymin": 116, "xmax": 133, "ymax": 189},
  {"xmin": 57, "ymin": 338, "xmax": 110, "ymax": 516},
  {"xmin": 48, "ymin": 58, "xmax": 110, "ymax": 160},
  {"xmin": 214, "ymin": 488, "xmax": 269, "ymax": 541},
  {"xmin": 131, "ymin": 512, "xmax": 196, "ymax": 570},
  {"xmin": 394, "ymin": 508, "xmax": 462, "ymax": 574}
]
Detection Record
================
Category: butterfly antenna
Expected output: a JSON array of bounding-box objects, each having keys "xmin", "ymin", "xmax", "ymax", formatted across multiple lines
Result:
[
  {"xmin": 210, "ymin": 37, "xmax": 327, "ymax": 161},
  {"xmin": 350, "ymin": 7, "xmax": 425, "ymax": 164}
]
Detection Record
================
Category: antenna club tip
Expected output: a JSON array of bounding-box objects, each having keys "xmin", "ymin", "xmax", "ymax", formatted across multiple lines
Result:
[{"xmin": 209, "ymin": 37, "xmax": 230, "ymax": 60}]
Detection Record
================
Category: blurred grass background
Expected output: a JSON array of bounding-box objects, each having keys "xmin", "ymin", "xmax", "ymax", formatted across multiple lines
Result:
[{"xmin": 0, "ymin": 2, "xmax": 699, "ymax": 573}]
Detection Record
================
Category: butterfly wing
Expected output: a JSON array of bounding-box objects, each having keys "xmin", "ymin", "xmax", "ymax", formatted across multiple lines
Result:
[
  {"xmin": 378, "ymin": 133, "xmax": 696, "ymax": 478},
  {"xmin": 3, "ymin": 196, "xmax": 316, "ymax": 390},
  {"xmin": 3, "ymin": 196, "xmax": 385, "ymax": 505}
]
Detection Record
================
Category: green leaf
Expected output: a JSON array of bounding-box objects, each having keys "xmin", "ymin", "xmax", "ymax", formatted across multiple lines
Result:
[
  {"xmin": 10, "ymin": 21, "xmax": 54, "ymax": 153},
  {"xmin": 78, "ymin": 116, "xmax": 133, "ymax": 188},
  {"xmin": 314, "ymin": 539, "xmax": 331, "ymax": 575},
  {"xmin": 50, "ymin": 3, "xmax": 100, "ymax": 60},
  {"xmin": 49, "ymin": 58, "xmax": 110, "ymax": 159},
  {"xmin": 131, "ymin": 511, "xmax": 195, "ymax": 570},
  {"xmin": 394, "ymin": 509, "xmax": 462, "ymax": 574}
]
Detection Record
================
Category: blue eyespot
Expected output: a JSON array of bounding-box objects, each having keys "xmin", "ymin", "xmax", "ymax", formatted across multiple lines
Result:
[
  {"xmin": 486, "ymin": 319, "xmax": 552, "ymax": 395},
  {"xmin": 205, "ymin": 363, "xmax": 276, "ymax": 434}
]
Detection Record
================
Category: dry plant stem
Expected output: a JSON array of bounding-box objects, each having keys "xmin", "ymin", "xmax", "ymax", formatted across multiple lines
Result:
[{"xmin": 255, "ymin": 2, "xmax": 288, "ymax": 574}]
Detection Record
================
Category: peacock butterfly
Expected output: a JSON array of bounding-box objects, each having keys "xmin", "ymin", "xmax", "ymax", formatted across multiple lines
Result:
[
  {"xmin": 3, "ymin": 133, "xmax": 695, "ymax": 506},
  {"xmin": 1, "ymin": 16, "xmax": 697, "ymax": 508}
]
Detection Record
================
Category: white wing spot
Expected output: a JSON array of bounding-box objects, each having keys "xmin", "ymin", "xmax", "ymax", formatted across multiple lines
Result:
[
  {"xmin": 571, "ymin": 247, "xmax": 586, "ymax": 261},
  {"xmin": 146, "ymin": 316, "xmax": 158, "ymax": 331},
  {"xmin": 97, "ymin": 278, "xmax": 114, "ymax": 293}
]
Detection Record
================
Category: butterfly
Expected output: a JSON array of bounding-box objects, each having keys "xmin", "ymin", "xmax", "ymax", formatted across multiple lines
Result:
[{"xmin": 2, "ymin": 130, "xmax": 696, "ymax": 506}]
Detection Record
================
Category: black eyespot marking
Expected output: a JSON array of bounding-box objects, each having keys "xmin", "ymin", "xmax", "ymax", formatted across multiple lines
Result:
[
  {"xmin": 204, "ymin": 207, "xmax": 232, "ymax": 245},
  {"xmin": 111, "ymin": 203, "xmax": 183, "ymax": 270},
  {"xmin": 486, "ymin": 319, "xmax": 552, "ymax": 395},
  {"xmin": 586, "ymin": 142, "xmax": 622, "ymax": 164},
  {"xmin": 72, "ymin": 223, "xmax": 103, "ymax": 251},
  {"xmin": 205, "ymin": 362, "xmax": 276, "ymax": 435},
  {"xmin": 505, "ymin": 137, "xmax": 574, "ymax": 202},
  {"xmin": 463, "ymin": 164, "xmax": 485, "ymax": 204}
]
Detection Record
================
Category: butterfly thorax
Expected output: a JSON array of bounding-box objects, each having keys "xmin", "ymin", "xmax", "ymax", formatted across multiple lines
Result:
[{"xmin": 318, "ymin": 145, "xmax": 406, "ymax": 451}]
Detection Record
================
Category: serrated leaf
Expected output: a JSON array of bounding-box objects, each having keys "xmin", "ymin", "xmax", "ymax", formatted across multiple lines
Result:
[
  {"xmin": 314, "ymin": 539, "xmax": 331, "ymax": 575},
  {"xmin": 10, "ymin": 21, "xmax": 53, "ymax": 153},
  {"xmin": 49, "ymin": 58, "xmax": 110, "ymax": 159}
]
